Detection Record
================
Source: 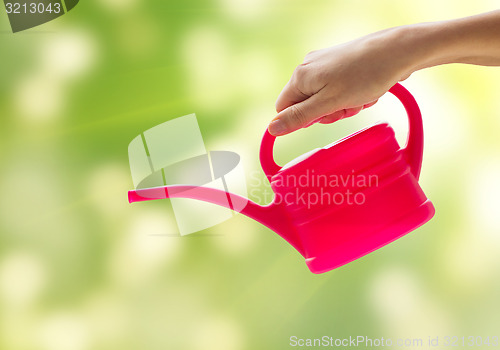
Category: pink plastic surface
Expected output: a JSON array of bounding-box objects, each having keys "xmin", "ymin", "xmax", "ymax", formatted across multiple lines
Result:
[{"xmin": 128, "ymin": 83, "xmax": 435, "ymax": 273}]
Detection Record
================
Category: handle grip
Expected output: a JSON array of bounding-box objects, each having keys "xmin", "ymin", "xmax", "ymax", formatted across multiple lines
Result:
[{"xmin": 259, "ymin": 83, "xmax": 424, "ymax": 180}]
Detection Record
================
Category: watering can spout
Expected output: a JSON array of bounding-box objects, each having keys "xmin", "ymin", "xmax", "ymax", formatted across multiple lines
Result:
[{"xmin": 128, "ymin": 185, "xmax": 304, "ymax": 255}]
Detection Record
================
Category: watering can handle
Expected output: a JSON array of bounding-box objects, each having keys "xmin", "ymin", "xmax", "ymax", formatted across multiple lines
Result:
[{"xmin": 259, "ymin": 82, "xmax": 424, "ymax": 180}]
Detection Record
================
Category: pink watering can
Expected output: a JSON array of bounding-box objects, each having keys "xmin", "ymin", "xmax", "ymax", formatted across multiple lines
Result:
[{"xmin": 128, "ymin": 83, "xmax": 435, "ymax": 274}]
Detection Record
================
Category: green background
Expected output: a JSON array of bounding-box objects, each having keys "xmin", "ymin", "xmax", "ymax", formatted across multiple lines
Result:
[{"xmin": 1, "ymin": 1, "xmax": 500, "ymax": 349}]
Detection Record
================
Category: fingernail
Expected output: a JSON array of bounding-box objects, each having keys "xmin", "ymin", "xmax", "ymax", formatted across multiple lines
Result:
[{"xmin": 269, "ymin": 119, "xmax": 287, "ymax": 135}]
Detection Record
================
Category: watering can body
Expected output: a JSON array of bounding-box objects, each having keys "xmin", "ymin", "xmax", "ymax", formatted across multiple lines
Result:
[{"xmin": 129, "ymin": 83, "xmax": 435, "ymax": 273}]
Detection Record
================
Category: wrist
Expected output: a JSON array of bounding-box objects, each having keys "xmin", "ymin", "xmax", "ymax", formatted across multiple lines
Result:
[
  {"xmin": 394, "ymin": 20, "xmax": 468, "ymax": 74},
  {"xmin": 390, "ymin": 23, "xmax": 449, "ymax": 76},
  {"xmin": 360, "ymin": 24, "xmax": 443, "ymax": 83}
]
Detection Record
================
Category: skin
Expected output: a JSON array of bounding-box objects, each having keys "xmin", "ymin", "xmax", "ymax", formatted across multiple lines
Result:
[{"xmin": 269, "ymin": 10, "xmax": 500, "ymax": 136}]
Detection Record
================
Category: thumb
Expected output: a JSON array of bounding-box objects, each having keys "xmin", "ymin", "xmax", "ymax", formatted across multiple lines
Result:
[{"xmin": 268, "ymin": 94, "xmax": 335, "ymax": 136}]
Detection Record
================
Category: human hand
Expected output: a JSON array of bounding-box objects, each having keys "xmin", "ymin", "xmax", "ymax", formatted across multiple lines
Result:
[
  {"xmin": 270, "ymin": 10, "xmax": 500, "ymax": 136},
  {"xmin": 269, "ymin": 27, "xmax": 421, "ymax": 136}
]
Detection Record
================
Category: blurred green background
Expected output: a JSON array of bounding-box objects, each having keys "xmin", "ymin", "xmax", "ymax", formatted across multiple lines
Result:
[{"xmin": 1, "ymin": 1, "xmax": 500, "ymax": 349}]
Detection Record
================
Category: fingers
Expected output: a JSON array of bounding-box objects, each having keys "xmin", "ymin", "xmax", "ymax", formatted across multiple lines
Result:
[
  {"xmin": 270, "ymin": 90, "xmax": 380, "ymax": 136},
  {"xmin": 275, "ymin": 79, "xmax": 309, "ymax": 113},
  {"xmin": 319, "ymin": 100, "xmax": 378, "ymax": 124},
  {"xmin": 318, "ymin": 109, "xmax": 347, "ymax": 124},
  {"xmin": 269, "ymin": 94, "xmax": 335, "ymax": 136},
  {"xmin": 319, "ymin": 106, "xmax": 363, "ymax": 124}
]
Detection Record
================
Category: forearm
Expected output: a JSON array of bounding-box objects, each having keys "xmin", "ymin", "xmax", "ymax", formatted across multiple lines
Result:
[{"xmin": 403, "ymin": 10, "xmax": 500, "ymax": 74}]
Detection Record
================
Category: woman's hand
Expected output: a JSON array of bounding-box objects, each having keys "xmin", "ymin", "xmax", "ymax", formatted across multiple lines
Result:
[
  {"xmin": 269, "ymin": 10, "xmax": 500, "ymax": 136},
  {"xmin": 269, "ymin": 26, "xmax": 421, "ymax": 136}
]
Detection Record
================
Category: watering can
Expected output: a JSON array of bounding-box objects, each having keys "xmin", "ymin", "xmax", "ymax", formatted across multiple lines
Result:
[{"xmin": 128, "ymin": 83, "xmax": 435, "ymax": 273}]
